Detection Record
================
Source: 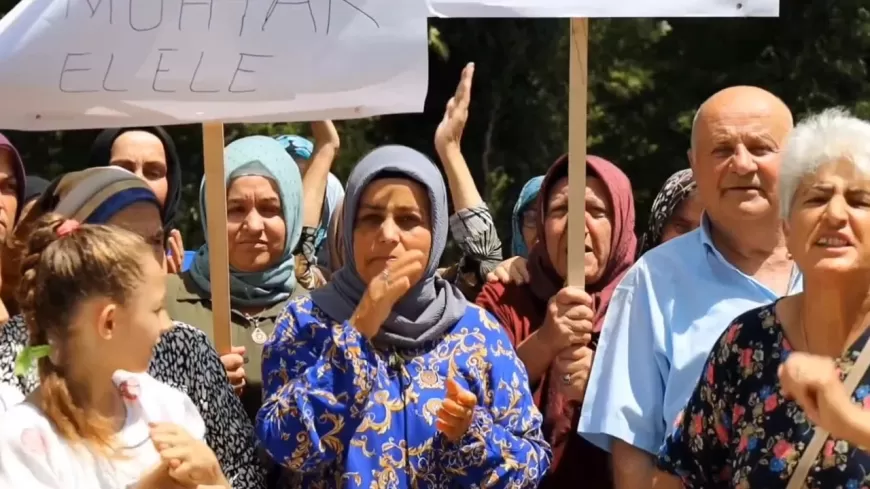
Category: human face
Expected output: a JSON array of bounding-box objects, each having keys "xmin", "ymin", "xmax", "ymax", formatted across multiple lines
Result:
[
  {"xmin": 110, "ymin": 131, "xmax": 170, "ymax": 207},
  {"xmin": 690, "ymin": 95, "xmax": 791, "ymax": 225},
  {"xmin": 108, "ymin": 202, "xmax": 166, "ymax": 267},
  {"xmin": 0, "ymin": 150, "xmax": 19, "ymax": 245},
  {"xmin": 521, "ymin": 208, "xmax": 538, "ymax": 251},
  {"xmin": 660, "ymin": 191, "xmax": 703, "ymax": 244},
  {"xmin": 543, "ymin": 176, "xmax": 613, "ymax": 284},
  {"xmin": 96, "ymin": 253, "xmax": 171, "ymax": 373},
  {"xmin": 226, "ymin": 176, "xmax": 286, "ymax": 272},
  {"xmin": 786, "ymin": 159, "xmax": 870, "ymax": 277},
  {"xmin": 352, "ymin": 177, "xmax": 431, "ymax": 285}
]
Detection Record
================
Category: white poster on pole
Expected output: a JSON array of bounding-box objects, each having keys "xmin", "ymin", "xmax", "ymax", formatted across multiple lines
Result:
[
  {"xmin": 428, "ymin": 0, "xmax": 778, "ymax": 18},
  {"xmin": 0, "ymin": 0, "xmax": 429, "ymax": 130}
]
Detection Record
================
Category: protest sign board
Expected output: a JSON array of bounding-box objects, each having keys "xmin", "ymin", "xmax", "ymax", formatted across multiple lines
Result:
[
  {"xmin": 428, "ymin": 0, "xmax": 778, "ymax": 18},
  {"xmin": 0, "ymin": 0, "xmax": 429, "ymax": 130}
]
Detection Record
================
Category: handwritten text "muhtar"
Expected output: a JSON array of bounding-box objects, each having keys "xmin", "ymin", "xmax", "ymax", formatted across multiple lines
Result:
[{"xmin": 56, "ymin": 0, "xmax": 380, "ymax": 94}]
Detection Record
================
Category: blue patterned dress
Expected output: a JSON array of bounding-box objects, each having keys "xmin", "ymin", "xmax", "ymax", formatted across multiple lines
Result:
[
  {"xmin": 657, "ymin": 301, "xmax": 870, "ymax": 489},
  {"xmin": 256, "ymin": 295, "xmax": 551, "ymax": 488}
]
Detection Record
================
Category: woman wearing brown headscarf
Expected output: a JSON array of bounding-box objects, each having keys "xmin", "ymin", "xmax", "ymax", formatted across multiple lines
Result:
[{"xmin": 476, "ymin": 154, "xmax": 637, "ymax": 489}]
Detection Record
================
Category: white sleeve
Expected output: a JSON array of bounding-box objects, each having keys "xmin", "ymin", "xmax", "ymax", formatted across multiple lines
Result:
[
  {"xmin": 0, "ymin": 384, "xmax": 24, "ymax": 413},
  {"xmin": 0, "ymin": 416, "xmax": 64, "ymax": 488},
  {"xmin": 133, "ymin": 373, "xmax": 206, "ymax": 441},
  {"xmin": 169, "ymin": 387, "xmax": 206, "ymax": 441}
]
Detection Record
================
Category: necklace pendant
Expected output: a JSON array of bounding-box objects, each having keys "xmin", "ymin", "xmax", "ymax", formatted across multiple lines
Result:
[{"xmin": 251, "ymin": 327, "xmax": 269, "ymax": 345}]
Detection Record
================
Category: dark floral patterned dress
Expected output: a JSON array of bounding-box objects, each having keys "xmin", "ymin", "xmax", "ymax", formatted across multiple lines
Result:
[{"xmin": 656, "ymin": 301, "xmax": 870, "ymax": 489}]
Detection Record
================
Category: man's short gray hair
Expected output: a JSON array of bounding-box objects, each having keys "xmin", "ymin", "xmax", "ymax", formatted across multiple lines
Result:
[{"xmin": 779, "ymin": 107, "xmax": 870, "ymax": 218}]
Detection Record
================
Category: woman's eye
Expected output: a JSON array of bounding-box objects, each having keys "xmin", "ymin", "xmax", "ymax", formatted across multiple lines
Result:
[
  {"xmin": 398, "ymin": 215, "xmax": 421, "ymax": 226},
  {"xmin": 354, "ymin": 215, "xmax": 377, "ymax": 227}
]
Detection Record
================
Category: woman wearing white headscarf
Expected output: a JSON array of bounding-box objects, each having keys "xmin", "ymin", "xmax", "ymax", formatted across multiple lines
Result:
[{"xmin": 257, "ymin": 145, "xmax": 550, "ymax": 488}]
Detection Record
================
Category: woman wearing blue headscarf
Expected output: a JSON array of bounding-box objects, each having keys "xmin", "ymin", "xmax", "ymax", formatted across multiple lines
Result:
[
  {"xmin": 257, "ymin": 145, "xmax": 550, "ymax": 489},
  {"xmin": 164, "ymin": 135, "xmax": 305, "ymax": 422},
  {"xmin": 512, "ymin": 175, "xmax": 545, "ymax": 258}
]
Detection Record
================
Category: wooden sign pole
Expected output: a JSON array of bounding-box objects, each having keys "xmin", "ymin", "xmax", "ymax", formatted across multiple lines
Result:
[
  {"xmin": 201, "ymin": 122, "xmax": 233, "ymax": 354},
  {"xmin": 567, "ymin": 18, "xmax": 589, "ymax": 288}
]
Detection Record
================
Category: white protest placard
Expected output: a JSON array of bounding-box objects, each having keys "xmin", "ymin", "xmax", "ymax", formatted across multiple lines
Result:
[
  {"xmin": 0, "ymin": 0, "xmax": 429, "ymax": 130},
  {"xmin": 427, "ymin": 0, "xmax": 778, "ymax": 18}
]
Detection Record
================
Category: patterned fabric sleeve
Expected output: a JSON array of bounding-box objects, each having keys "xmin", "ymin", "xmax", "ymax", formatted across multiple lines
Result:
[
  {"xmin": 449, "ymin": 204, "xmax": 503, "ymax": 276},
  {"xmin": 441, "ymin": 309, "xmax": 551, "ymax": 488},
  {"xmin": 0, "ymin": 315, "xmax": 39, "ymax": 395},
  {"xmin": 295, "ymin": 226, "xmax": 326, "ymax": 289},
  {"xmin": 256, "ymin": 299, "xmax": 382, "ymax": 473},
  {"xmin": 655, "ymin": 322, "xmax": 740, "ymax": 489},
  {"xmin": 163, "ymin": 324, "xmax": 267, "ymax": 489}
]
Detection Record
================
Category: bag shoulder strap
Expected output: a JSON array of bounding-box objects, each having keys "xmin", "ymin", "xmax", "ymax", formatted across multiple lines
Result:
[{"xmin": 786, "ymin": 338, "xmax": 870, "ymax": 489}]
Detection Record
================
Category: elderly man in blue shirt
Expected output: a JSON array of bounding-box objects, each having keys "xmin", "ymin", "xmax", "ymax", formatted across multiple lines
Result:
[{"xmin": 577, "ymin": 85, "xmax": 800, "ymax": 488}]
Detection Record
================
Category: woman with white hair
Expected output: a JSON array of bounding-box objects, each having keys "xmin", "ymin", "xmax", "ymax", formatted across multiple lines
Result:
[{"xmin": 654, "ymin": 108, "xmax": 870, "ymax": 488}]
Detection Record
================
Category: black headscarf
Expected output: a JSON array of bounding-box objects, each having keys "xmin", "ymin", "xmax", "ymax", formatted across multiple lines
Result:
[{"xmin": 89, "ymin": 126, "xmax": 182, "ymax": 233}]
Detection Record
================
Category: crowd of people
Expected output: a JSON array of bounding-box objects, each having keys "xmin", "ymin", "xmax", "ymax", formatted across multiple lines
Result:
[{"xmin": 0, "ymin": 62, "xmax": 867, "ymax": 489}]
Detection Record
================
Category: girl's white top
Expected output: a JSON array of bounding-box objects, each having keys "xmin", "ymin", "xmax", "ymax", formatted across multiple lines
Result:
[
  {"xmin": 0, "ymin": 383, "xmax": 24, "ymax": 413},
  {"xmin": 0, "ymin": 371, "xmax": 206, "ymax": 489}
]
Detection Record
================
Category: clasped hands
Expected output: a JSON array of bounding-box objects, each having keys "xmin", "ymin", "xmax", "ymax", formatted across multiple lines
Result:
[
  {"xmin": 540, "ymin": 286, "xmax": 596, "ymax": 403},
  {"xmin": 137, "ymin": 423, "xmax": 228, "ymax": 489}
]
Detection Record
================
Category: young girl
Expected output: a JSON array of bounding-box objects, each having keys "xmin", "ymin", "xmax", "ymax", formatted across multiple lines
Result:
[{"xmin": 0, "ymin": 214, "xmax": 231, "ymax": 489}]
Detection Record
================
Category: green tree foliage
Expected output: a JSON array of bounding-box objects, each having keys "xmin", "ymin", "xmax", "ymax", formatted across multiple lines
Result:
[{"xmin": 1, "ymin": 0, "xmax": 869, "ymax": 249}]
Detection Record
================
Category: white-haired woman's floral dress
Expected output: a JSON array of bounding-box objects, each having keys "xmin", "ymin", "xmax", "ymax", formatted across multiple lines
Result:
[{"xmin": 657, "ymin": 301, "xmax": 870, "ymax": 489}]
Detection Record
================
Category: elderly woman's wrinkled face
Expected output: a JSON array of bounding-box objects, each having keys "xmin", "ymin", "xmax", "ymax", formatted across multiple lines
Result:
[
  {"xmin": 353, "ymin": 177, "xmax": 431, "ymax": 286},
  {"xmin": 544, "ymin": 176, "xmax": 613, "ymax": 284},
  {"xmin": 108, "ymin": 201, "xmax": 167, "ymax": 268},
  {"xmin": 787, "ymin": 159, "xmax": 870, "ymax": 275},
  {"xmin": 226, "ymin": 176, "xmax": 286, "ymax": 273},
  {"xmin": 660, "ymin": 191, "xmax": 703, "ymax": 244},
  {"xmin": 110, "ymin": 131, "xmax": 169, "ymax": 207}
]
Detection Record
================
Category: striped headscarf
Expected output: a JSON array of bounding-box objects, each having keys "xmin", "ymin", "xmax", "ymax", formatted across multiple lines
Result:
[
  {"xmin": 1, "ymin": 167, "xmax": 160, "ymax": 314},
  {"xmin": 90, "ymin": 127, "xmax": 182, "ymax": 234},
  {"xmin": 45, "ymin": 167, "xmax": 159, "ymax": 224}
]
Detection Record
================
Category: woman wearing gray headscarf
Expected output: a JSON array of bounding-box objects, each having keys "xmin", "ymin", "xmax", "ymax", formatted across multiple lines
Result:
[{"xmin": 256, "ymin": 145, "xmax": 550, "ymax": 489}]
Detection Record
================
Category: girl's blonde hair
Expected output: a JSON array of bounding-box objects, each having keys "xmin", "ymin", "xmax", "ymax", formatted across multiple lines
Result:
[{"xmin": 18, "ymin": 213, "xmax": 153, "ymax": 451}]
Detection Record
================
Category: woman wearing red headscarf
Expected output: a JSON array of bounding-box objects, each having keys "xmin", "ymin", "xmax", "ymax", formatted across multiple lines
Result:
[{"xmin": 476, "ymin": 154, "xmax": 636, "ymax": 489}]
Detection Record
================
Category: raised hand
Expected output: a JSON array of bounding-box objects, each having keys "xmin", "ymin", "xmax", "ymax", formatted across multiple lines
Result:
[
  {"xmin": 311, "ymin": 120, "xmax": 340, "ymax": 150},
  {"xmin": 436, "ymin": 377, "xmax": 477, "ymax": 441},
  {"xmin": 779, "ymin": 352, "xmax": 859, "ymax": 441},
  {"xmin": 435, "ymin": 62, "xmax": 474, "ymax": 153},
  {"xmin": 350, "ymin": 250, "xmax": 427, "ymax": 339}
]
